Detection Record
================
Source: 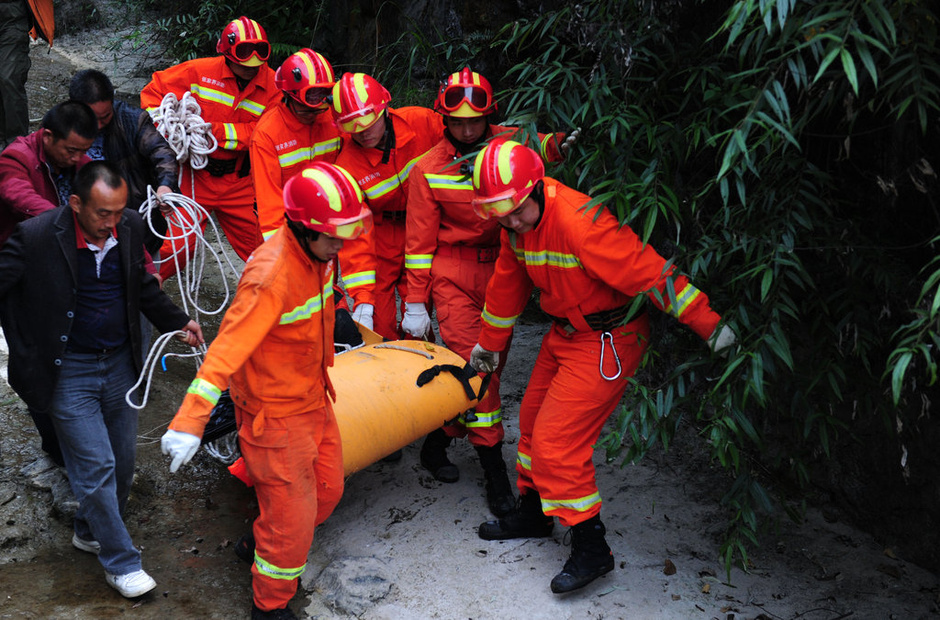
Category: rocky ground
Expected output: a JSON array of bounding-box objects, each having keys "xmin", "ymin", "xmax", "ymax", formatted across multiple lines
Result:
[{"xmin": 0, "ymin": 31, "xmax": 938, "ymax": 620}]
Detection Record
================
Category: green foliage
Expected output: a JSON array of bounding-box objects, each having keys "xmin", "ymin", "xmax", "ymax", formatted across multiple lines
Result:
[
  {"xmin": 490, "ymin": 0, "xmax": 940, "ymax": 578},
  {"xmin": 118, "ymin": 0, "xmax": 330, "ymax": 64}
]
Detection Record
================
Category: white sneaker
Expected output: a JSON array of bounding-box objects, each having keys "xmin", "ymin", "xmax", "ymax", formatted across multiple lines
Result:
[
  {"xmin": 71, "ymin": 533, "xmax": 101, "ymax": 555},
  {"xmin": 105, "ymin": 569, "xmax": 157, "ymax": 598}
]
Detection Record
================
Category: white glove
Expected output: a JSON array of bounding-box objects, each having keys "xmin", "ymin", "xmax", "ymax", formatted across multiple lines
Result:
[
  {"xmin": 161, "ymin": 429, "xmax": 201, "ymax": 473},
  {"xmin": 560, "ymin": 127, "xmax": 582, "ymax": 155},
  {"xmin": 351, "ymin": 303, "xmax": 374, "ymax": 331},
  {"xmin": 708, "ymin": 325, "xmax": 737, "ymax": 356},
  {"xmin": 470, "ymin": 343, "xmax": 499, "ymax": 373},
  {"xmin": 401, "ymin": 302, "xmax": 431, "ymax": 338}
]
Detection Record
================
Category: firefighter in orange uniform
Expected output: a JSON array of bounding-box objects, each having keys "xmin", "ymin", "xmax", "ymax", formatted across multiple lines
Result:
[
  {"xmin": 160, "ymin": 162, "xmax": 373, "ymax": 620},
  {"xmin": 250, "ymin": 48, "xmax": 341, "ymax": 242},
  {"xmin": 330, "ymin": 72, "xmax": 442, "ymax": 337},
  {"xmin": 140, "ymin": 16, "xmax": 279, "ymax": 280},
  {"xmin": 468, "ymin": 139, "xmax": 736, "ymax": 594},
  {"xmin": 402, "ymin": 68, "xmax": 575, "ymax": 517}
]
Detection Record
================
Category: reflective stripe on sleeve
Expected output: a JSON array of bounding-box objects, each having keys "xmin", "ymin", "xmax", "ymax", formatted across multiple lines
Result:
[
  {"xmin": 405, "ymin": 254, "xmax": 433, "ymax": 270},
  {"xmin": 481, "ymin": 305, "xmax": 519, "ymax": 330},
  {"xmin": 187, "ymin": 378, "xmax": 222, "ymax": 406},
  {"xmin": 664, "ymin": 283, "xmax": 702, "ymax": 319}
]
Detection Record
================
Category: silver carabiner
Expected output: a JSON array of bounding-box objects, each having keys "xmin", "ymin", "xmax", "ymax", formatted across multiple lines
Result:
[{"xmin": 599, "ymin": 331, "xmax": 622, "ymax": 381}]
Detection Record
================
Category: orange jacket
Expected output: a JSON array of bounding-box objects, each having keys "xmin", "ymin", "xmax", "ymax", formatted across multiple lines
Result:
[
  {"xmin": 250, "ymin": 101, "xmax": 341, "ymax": 240},
  {"xmin": 405, "ymin": 125, "xmax": 566, "ymax": 304},
  {"xmin": 141, "ymin": 57, "xmax": 278, "ymax": 174},
  {"xmin": 479, "ymin": 177, "xmax": 721, "ymax": 352},
  {"xmin": 169, "ymin": 226, "xmax": 336, "ymax": 438},
  {"xmin": 334, "ymin": 106, "xmax": 442, "ymax": 306}
]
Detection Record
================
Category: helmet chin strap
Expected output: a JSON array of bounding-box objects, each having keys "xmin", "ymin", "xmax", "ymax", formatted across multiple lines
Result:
[
  {"xmin": 380, "ymin": 115, "xmax": 395, "ymax": 164},
  {"xmin": 287, "ymin": 219, "xmax": 328, "ymax": 263}
]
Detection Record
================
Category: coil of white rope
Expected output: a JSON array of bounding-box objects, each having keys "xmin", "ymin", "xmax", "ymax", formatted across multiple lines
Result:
[
  {"xmin": 138, "ymin": 186, "xmax": 238, "ymax": 318},
  {"xmin": 148, "ymin": 91, "xmax": 217, "ymax": 172}
]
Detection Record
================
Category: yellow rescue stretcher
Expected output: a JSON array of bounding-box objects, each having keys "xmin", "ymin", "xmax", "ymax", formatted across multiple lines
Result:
[
  {"xmin": 332, "ymin": 325, "xmax": 484, "ymax": 474},
  {"xmin": 217, "ymin": 323, "xmax": 485, "ymax": 480}
]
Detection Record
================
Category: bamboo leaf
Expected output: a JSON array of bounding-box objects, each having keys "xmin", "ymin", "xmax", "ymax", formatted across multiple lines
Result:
[{"xmin": 840, "ymin": 48, "xmax": 859, "ymax": 94}]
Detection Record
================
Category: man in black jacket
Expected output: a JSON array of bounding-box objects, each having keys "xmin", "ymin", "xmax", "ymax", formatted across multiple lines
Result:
[
  {"xmin": 68, "ymin": 69, "xmax": 179, "ymax": 256},
  {"xmin": 0, "ymin": 161, "xmax": 202, "ymax": 598}
]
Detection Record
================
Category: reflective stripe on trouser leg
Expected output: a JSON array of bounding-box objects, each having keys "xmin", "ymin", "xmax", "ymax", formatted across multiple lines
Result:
[
  {"xmin": 432, "ymin": 252, "xmax": 506, "ymax": 447},
  {"xmin": 521, "ymin": 316, "xmax": 650, "ymax": 526},
  {"xmin": 238, "ymin": 405, "xmax": 344, "ymax": 612}
]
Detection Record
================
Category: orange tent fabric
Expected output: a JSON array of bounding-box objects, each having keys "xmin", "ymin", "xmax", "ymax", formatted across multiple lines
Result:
[{"xmin": 27, "ymin": 0, "xmax": 54, "ymax": 45}]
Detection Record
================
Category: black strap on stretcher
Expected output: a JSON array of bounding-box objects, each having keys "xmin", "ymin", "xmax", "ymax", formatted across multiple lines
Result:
[{"xmin": 416, "ymin": 363, "xmax": 492, "ymax": 423}]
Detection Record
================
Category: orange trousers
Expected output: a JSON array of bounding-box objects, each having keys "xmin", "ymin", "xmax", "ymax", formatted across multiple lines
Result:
[
  {"xmin": 236, "ymin": 403, "xmax": 344, "ymax": 612},
  {"xmin": 431, "ymin": 252, "xmax": 506, "ymax": 447},
  {"xmin": 515, "ymin": 314, "xmax": 650, "ymax": 527},
  {"xmin": 370, "ymin": 220, "xmax": 407, "ymax": 340},
  {"xmin": 159, "ymin": 168, "xmax": 263, "ymax": 281}
]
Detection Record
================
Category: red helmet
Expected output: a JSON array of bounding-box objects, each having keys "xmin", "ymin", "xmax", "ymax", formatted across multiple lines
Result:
[
  {"xmin": 217, "ymin": 17, "xmax": 270, "ymax": 68},
  {"xmin": 283, "ymin": 163, "xmax": 373, "ymax": 239},
  {"xmin": 331, "ymin": 73, "xmax": 391, "ymax": 133},
  {"xmin": 471, "ymin": 139, "xmax": 545, "ymax": 219},
  {"xmin": 275, "ymin": 49, "xmax": 335, "ymax": 109},
  {"xmin": 434, "ymin": 67, "xmax": 497, "ymax": 118}
]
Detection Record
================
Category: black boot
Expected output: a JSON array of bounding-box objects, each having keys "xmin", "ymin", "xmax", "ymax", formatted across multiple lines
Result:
[
  {"xmin": 234, "ymin": 531, "xmax": 255, "ymax": 564},
  {"xmin": 251, "ymin": 603, "xmax": 297, "ymax": 620},
  {"xmin": 475, "ymin": 442, "xmax": 515, "ymax": 517},
  {"xmin": 550, "ymin": 516, "xmax": 615, "ymax": 593},
  {"xmin": 478, "ymin": 490, "xmax": 554, "ymax": 540},
  {"xmin": 420, "ymin": 428, "xmax": 458, "ymax": 482}
]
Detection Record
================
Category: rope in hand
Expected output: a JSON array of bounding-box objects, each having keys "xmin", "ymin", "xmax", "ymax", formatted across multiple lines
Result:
[
  {"xmin": 138, "ymin": 186, "xmax": 238, "ymax": 318},
  {"xmin": 126, "ymin": 329, "xmax": 206, "ymax": 411}
]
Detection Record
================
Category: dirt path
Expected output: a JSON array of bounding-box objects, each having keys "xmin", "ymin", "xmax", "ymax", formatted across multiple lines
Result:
[{"xmin": 0, "ymin": 35, "xmax": 938, "ymax": 620}]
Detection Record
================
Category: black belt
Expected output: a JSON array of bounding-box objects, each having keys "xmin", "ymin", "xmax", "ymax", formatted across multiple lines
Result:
[
  {"xmin": 380, "ymin": 210, "xmax": 407, "ymax": 223},
  {"xmin": 204, "ymin": 157, "xmax": 239, "ymax": 177},
  {"xmin": 547, "ymin": 307, "xmax": 640, "ymax": 333},
  {"xmin": 67, "ymin": 342, "xmax": 124, "ymax": 355}
]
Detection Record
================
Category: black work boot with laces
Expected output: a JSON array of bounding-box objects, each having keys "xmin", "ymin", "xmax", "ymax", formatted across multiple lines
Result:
[
  {"xmin": 251, "ymin": 603, "xmax": 297, "ymax": 620},
  {"xmin": 420, "ymin": 428, "xmax": 459, "ymax": 483},
  {"xmin": 474, "ymin": 442, "xmax": 515, "ymax": 516},
  {"xmin": 550, "ymin": 515, "xmax": 615, "ymax": 593},
  {"xmin": 478, "ymin": 490, "xmax": 554, "ymax": 540}
]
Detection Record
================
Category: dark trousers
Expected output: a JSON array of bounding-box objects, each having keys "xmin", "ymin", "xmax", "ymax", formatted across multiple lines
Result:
[{"xmin": 0, "ymin": 0, "xmax": 30, "ymax": 146}]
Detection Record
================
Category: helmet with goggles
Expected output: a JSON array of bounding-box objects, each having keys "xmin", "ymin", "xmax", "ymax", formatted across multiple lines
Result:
[
  {"xmin": 217, "ymin": 16, "xmax": 270, "ymax": 68},
  {"xmin": 283, "ymin": 162, "xmax": 373, "ymax": 240},
  {"xmin": 275, "ymin": 49, "xmax": 335, "ymax": 109},
  {"xmin": 471, "ymin": 138, "xmax": 544, "ymax": 220},
  {"xmin": 331, "ymin": 73, "xmax": 391, "ymax": 134},
  {"xmin": 434, "ymin": 67, "xmax": 497, "ymax": 118}
]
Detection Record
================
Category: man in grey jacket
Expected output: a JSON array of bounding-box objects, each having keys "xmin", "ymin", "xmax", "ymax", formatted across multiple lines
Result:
[{"xmin": 69, "ymin": 69, "xmax": 179, "ymax": 256}]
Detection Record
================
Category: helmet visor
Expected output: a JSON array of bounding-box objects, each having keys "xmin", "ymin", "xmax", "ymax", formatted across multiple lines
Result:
[
  {"xmin": 303, "ymin": 86, "xmax": 332, "ymax": 107},
  {"xmin": 472, "ymin": 196, "xmax": 517, "ymax": 220},
  {"xmin": 441, "ymin": 85, "xmax": 492, "ymax": 113},
  {"xmin": 336, "ymin": 106, "xmax": 383, "ymax": 133},
  {"xmin": 329, "ymin": 211, "xmax": 373, "ymax": 240},
  {"xmin": 232, "ymin": 40, "xmax": 271, "ymax": 63}
]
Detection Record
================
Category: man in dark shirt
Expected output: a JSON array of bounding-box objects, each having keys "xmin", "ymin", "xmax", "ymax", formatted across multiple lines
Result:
[{"xmin": 0, "ymin": 161, "xmax": 203, "ymax": 598}]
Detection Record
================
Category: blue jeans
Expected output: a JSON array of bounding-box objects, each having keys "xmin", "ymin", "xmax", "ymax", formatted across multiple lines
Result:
[{"xmin": 48, "ymin": 344, "xmax": 142, "ymax": 575}]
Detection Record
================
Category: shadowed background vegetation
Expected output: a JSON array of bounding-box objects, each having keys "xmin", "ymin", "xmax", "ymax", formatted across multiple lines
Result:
[{"xmin": 63, "ymin": 0, "xmax": 940, "ymax": 575}]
